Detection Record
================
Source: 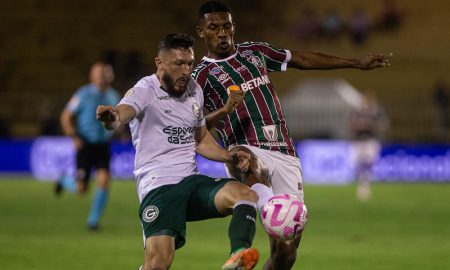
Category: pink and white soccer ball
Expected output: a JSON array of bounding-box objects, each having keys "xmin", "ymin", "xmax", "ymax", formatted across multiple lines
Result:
[{"xmin": 261, "ymin": 193, "xmax": 308, "ymax": 240}]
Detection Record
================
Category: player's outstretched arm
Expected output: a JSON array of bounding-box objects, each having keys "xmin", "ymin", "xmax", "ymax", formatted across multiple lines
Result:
[
  {"xmin": 288, "ymin": 51, "xmax": 392, "ymax": 70},
  {"xmin": 96, "ymin": 104, "xmax": 136, "ymax": 130}
]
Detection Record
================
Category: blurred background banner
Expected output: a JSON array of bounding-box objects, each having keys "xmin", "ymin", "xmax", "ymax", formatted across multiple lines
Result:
[{"xmin": 1, "ymin": 137, "xmax": 449, "ymax": 182}]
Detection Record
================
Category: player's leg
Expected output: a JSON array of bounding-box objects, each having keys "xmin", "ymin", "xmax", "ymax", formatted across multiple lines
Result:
[
  {"xmin": 225, "ymin": 146, "xmax": 274, "ymax": 209},
  {"xmin": 215, "ymin": 181, "xmax": 259, "ymax": 269},
  {"xmin": 139, "ymin": 180, "xmax": 190, "ymax": 269},
  {"xmin": 142, "ymin": 235, "xmax": 175, "ymax": 270},
  {"xmin": 54, "ymin": 174, "xmax": 77, "ymax": 196},
  {"xmin": 262, "ymin": 235, "xmax": 302, "ymax": 270},
  {"xmin": 87, "ymin": 143, "xmax": 111, "ymax": 229},
  {"xmin": 184, "ymin": 175, "xmax": 259, "ymax": 269},
  {"xmin": 356, "ymin": 139, "xmax": 380, "ymax": 201},
  {"xmin": 261, "ymin": 151, "xmax": 305, "ymax": 270},
  {"xmin": 76, "ymin": 143, "xmax": 91, "ymax": 194},
  {"xmin": 54, "ymin": 145, "xmax": 87, "ymax": 196}
]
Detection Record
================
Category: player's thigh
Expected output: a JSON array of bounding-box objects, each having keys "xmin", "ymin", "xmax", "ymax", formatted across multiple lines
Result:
[
  {"xmin": 92, "ymin": 143, "xmax": 111, "ymax": 170},
  {"xmin": 185, "ymin": 174, "xmax": 235, "ymax": 220},
  {"xmin": 91, "ymin": 143, "xmax": 111, "ymax": 187},
  {"xmin": 76, "ymin": 144, "xmax": 91, "ymax": 179},
  {"xmin": 214, "ymin": 180, "xmax": 258, "ymax": 215},
  {"xmin": 140, "ymin": 183, "xmax": 190, "ymax": 250},
  {"xmin": 270, "ymin": 153, "xmax": 304, "ymax": 201}
]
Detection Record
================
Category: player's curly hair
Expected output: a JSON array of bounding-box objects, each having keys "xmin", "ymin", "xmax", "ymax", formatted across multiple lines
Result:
[
  {"xmin": 157, "ymin": 33, "xmax": 195, "ymax": 54},
  {"xmin": 198, "ymin": 1, "xmax": 232, "ymax": 19}
]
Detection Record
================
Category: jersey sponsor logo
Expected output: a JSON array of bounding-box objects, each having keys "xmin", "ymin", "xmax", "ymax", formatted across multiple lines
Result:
[
  {"xmin": 124, "ymin": 89, "xmax": 134, "ymax": 97},
  {"xmin": 142, "ymin": 205, "xmax": 159, "ymax": 223},
  {"xmin": 262, "ymin": 125, "xmax": 278, "ymax": 141},
  {"xmin": 163, "ymin": 126, "xmax": 195, "ymax": 144},
  {"xmin": 236, "ymin": 65, "xmax": 248, "ymax": 72},
  {"xmin": 248, "ymin": 55, "xmax": 263, "ymax": 67},
  {"xmin": 256, "ymin": 141, "xmax": 288, "ymax": 147},
  {"xmin": 192, "ymin": 101, "xmax": 201, "ymax": 120},
  {"xmin": 240, "ymin": 50, "xmax": 252, "ymax": 57},
  {"xmin": 158, "ymin": 96, "xmax": 171, "ymax": 100},
  {"xmin": 246, "ymin": 214, "xmax": 256, "ymax": 223},
  {"xmin": 218, "ymin": 73, "xmax": 231, "ymax": 83},
  {"xmin": 240, "ymin": 75, "xmax": 270, "ymax": 92},
  {"xmin": 210, "ymin": 66, "xmax": 223, "ymax": 75}
]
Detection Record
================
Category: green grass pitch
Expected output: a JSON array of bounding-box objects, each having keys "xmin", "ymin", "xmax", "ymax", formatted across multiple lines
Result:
[{"xmin": 1, "ymin": 179, "xmax": 449, "ymax": 269}]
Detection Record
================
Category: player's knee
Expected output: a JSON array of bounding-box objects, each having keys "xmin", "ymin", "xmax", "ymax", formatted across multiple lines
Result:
[
  {"xmin": 237, "ymin": 184, "xmax": 258, "ymax": 203},
  {"xmin": 96, "ymin": 169, "xmax": 110, "ymax": 188}
]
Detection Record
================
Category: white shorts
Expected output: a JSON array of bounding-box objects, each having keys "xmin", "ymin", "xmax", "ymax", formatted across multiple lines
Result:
[{"xmin": 226, "ymin": 145, "xmax": 304, "ymax": 201}]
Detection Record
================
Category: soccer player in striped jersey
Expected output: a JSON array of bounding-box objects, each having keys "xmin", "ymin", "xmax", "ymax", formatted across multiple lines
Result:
[{"xmin": 193, "ymin": 1, "xmax": 392, "ymax": 270}]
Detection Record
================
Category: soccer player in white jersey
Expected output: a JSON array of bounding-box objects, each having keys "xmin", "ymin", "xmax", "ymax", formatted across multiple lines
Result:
[
  {"xmin": 97, "ymin": 33, "xmax": 261, "ymax": 270},
  {"xmin": 193, "ymin": 1, "xmax": 392, "ymax": 269}
]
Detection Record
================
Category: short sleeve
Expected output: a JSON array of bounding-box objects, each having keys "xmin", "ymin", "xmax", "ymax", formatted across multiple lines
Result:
[
  {"xmin": 119, "ymin": 87, "xmax": 153, "ymax": 115},
  {"xmin": 66, "ymin": 92, "xmax": 82, "ymax": 113},
  {"xmin": 245, "ymin": 42, "xmax": 291, "ymax": 72}
]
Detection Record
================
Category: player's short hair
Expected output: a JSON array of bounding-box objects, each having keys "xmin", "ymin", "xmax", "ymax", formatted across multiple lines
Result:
[
  {"xmin": 157, "ymin": 33, "xmax": 195, "ymax": 55},
  {"xmin": 198, "ymin": 1, "xmax": 232, "ymax": 19}
]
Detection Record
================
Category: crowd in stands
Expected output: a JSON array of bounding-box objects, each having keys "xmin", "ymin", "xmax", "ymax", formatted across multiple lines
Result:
[{"xmin": 292, "ymin": 0, "xmax": 403, "ymax": 47}]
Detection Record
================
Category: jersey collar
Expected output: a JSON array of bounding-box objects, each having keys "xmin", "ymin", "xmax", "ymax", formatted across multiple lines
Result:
[{"xmin": 202, "ymin": 50, "xmax": 238, "ymax": 63}]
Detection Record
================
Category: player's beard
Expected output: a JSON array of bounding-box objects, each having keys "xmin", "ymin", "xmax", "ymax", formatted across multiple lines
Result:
[{"xmin": 161, "ymin": 72, "xmax": 186, "ymax": 98}]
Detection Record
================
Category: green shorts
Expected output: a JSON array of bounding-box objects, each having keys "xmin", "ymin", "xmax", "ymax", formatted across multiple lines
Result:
[{"xmin": 139, "ymin": 174, "xmax": 235, "ymax": 249}]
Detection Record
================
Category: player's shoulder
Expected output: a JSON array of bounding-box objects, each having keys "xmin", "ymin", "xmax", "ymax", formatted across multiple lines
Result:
[
  {"xmin": 192, "ymin": 61, "xmax": 210, "ymax": 79},
  {"xmin": 237, "ymin": 41, "xmax": 273, "ymax": 50},
  {"xmin": 134, "ymin": 75, "xmax": 156, "ymax": 89},
  {"xmin": 122, "ymin": 75, "xmax": 158, "ymax": 100}
]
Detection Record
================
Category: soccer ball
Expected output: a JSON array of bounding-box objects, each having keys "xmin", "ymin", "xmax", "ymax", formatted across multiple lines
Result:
[{"xmin": 261, "ymin": 194, "xmax": 308, "ymax": 240}]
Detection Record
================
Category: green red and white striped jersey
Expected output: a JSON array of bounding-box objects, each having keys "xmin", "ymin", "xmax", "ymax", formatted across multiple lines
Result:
[{"xmin": 192, "ymin": 41, "xmax": 298, "ymax": 157}]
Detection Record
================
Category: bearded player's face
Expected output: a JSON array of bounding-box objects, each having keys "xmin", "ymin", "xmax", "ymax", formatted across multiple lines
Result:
[{"xmin": 157, "ymin": 48, "xmax": 194, "ymax": 97}]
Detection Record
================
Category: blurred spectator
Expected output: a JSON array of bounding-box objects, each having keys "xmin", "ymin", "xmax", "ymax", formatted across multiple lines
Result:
[
  {"xmin": 292, "ymin": 7, "xmax": 320, "ymax": 45},
  {"xmin": 378, "ymin": 0, "xmax": 403, "ymax": 31},
  {"xmin": 320, "ymin": 8, "xmax": 344, "ymax": 40},
  {"xmin": 432, "ymin": 79, "xmax": 450, "ymax": 141},
  {"xmin": 348, "ymin": 8, "xmax": 370, "ymax": 46},
  {"xmin": 351, "ymin": 91, "xmax": 389, "ymax": 201}
]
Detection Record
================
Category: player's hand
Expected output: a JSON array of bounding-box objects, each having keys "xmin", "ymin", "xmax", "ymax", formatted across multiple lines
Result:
[
  {"xmin": 357, "ymin": 53, "xmax": 392, "ymax": 70},
  {"xmin": 223, "ymin": 88, "xmax": 245, "ymax": 114},
  {"xmin": 96, "ymin": 105, "xmax": 118, "ymax": 123},
  {"xmin": 229, "ymin": 149, "xmax": 251, "ymax": 173}
]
